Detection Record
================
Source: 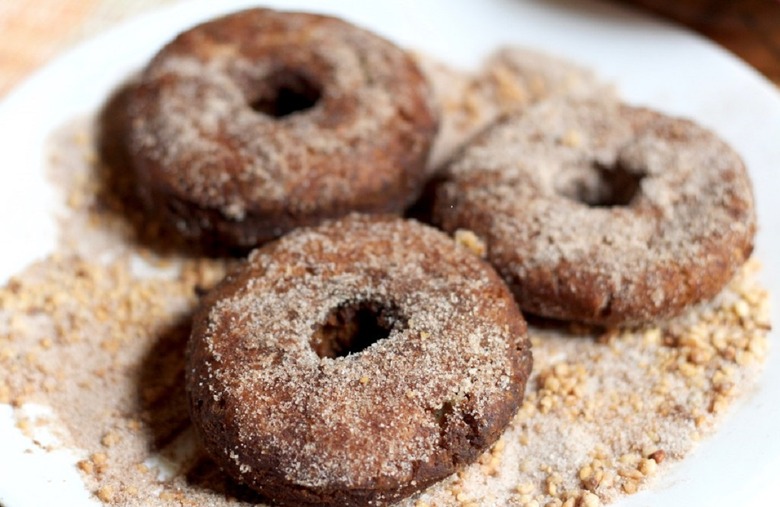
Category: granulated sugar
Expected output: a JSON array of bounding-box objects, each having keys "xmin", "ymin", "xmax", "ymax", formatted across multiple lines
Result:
[{"xmin": 0, "ymin": 47, "xmax": 771, "ymax": 507}]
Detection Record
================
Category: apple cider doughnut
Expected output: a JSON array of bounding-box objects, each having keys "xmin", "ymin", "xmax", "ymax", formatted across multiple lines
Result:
[
  {"xmin": 186, "ymin": 215, "xmax": 532, "ymax": 506},
  {"xmin": 124, "ymin": 8, "xmax": 438, "ymax": 249},
  {"xmin": 432, "ymin": 98, "xmax": 756, "ymax": 325}
]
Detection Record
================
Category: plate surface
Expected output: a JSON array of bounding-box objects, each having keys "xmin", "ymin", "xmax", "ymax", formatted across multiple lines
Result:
[{"xmin": 0, "ymin": 0, "xmax": 778, "ymax": 506}]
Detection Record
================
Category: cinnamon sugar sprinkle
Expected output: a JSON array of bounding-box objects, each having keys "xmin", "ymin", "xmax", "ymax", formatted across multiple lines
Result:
[
  {"xmin": 0, "ymin": 47, "xmax": 771, "ymax": 507},
  {"xmin": 188, "ymin": 215, "xmax": 530, "ymax": 496},
  {"xmin": 131, "ymin": 10, "xmax": 438, "ymax": 219}
]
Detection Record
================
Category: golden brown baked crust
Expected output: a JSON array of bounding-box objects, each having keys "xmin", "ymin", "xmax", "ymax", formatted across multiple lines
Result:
[
  {"xmin": 431, "ymin": 98, "xmax": 756, "ymax": 326},
  {"xmin": 186, "ymin": 215, "xmax": 532, "ymax": 506},
  {"xmin": 124, "ymin": 8, "xmax": 439, "ymax": 249}
]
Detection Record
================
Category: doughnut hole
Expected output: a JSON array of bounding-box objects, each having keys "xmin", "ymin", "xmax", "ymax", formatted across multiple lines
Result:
[
  {"xmin": 555, "ymin": 161, "xmax": 644, "ymax": 207},
  {"xmin": 310, "ymin": 301, "xmax": 406, "ymax": 358},
  {"xmin": 250, "ymin": 68, "xmax": 322, "ymax": 118}
]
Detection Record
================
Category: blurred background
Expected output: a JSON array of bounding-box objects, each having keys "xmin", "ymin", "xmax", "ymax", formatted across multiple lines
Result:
[
  {"xmin": 1, "ymin": 0, "xmax": 778, "ymax": 96},
  {"xmin": 625, "ymin": 0, "xmax": 780, "ymax": 84}
]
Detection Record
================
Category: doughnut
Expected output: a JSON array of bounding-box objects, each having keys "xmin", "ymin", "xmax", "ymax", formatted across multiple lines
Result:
[
  {"xmin": 431, "ymin": 98, "xmax": 756, "ymax": 325},
  {"xmin": 186, "ymin": 214, "xmax": 532, "ymax": 506},
  {"xmin": 124, "ymin": 8, "xmax": 439, "ymax": 249}
]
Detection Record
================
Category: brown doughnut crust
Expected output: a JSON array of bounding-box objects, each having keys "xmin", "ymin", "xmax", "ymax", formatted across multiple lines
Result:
[
  {"xmin": 186, "ymin": 215, "xmax": 532, "ymax": 506},
  {"xmin": 124, "ymin": 8, "xmax": 439, "ymax": 249},
  {"xmin": 431, "ymin": 98, "xmax": 756, "ymax": 326}
]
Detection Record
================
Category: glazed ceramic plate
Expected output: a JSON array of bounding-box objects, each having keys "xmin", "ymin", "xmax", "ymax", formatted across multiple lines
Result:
[{"xmin": 1, "ymin": 0, "xmax": 778, "ymax": 505}]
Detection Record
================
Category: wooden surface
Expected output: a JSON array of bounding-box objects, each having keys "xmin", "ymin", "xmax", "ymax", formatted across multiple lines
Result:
[{"xmin": 625, "ymin": 0, "xmax": 780, "ymax": 85}]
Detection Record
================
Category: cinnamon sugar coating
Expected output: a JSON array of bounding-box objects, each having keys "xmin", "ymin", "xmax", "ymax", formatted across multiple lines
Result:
[
  {"xmin": 124, "ymin": 8, "xmax": 439, "ymax": 249},
  {"xmin": 431, "ymin": 98, "xmax": 756, "ymax": 325},
  {"xmin": 186, "ymin": 215, "xmax": 532, "ymax": 506}
]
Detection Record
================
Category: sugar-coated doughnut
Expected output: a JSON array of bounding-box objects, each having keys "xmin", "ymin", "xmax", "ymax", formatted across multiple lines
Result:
[
  {"xmin": 432, "ymin": 98, "xmax": 756, "ymax": 325},
  {"xmin": 186, "ymin": 215, "xmax": 532, "ymax": 506},
  {"xmin": 125, "ymin": 8, "xmax": 438, "ymax": 249}
]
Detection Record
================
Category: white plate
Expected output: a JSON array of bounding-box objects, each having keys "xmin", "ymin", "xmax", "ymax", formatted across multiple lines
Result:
[{"xmin": 1, "ymin": 0, "xmax": 778, "ymax": 505}]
